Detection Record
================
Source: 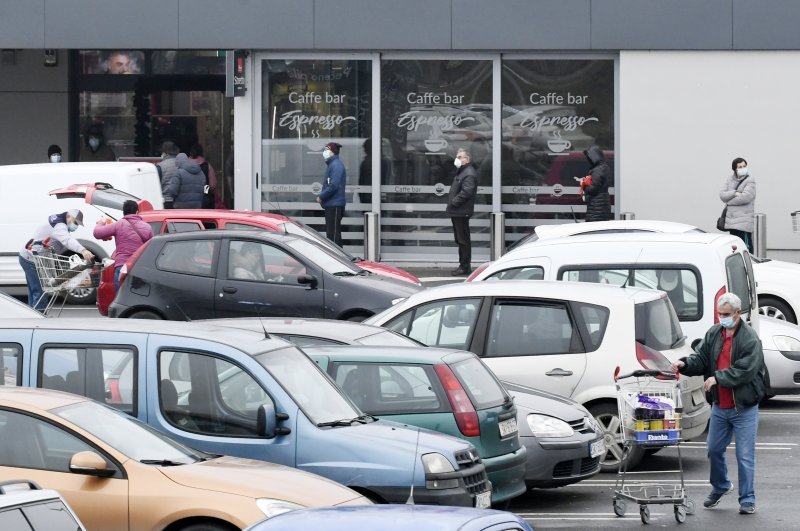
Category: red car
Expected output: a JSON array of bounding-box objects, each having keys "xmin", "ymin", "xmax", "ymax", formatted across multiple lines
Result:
[{"xmin": 50, "ymin": 183, "xmax": 421, "ymax": 316}]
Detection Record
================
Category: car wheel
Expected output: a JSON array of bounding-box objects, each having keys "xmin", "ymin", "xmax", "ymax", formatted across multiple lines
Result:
[
  {"xmin": 64, "ymin": 285, "xmax": 97, "ymax": 306},
  {"xmin": 758, "ymin": 296, "xmax": 797, "ymax": 324},
  {"xmin": 588, "ymin": 402, "xmax": 644, "ymax": 473},
  {"xmin": 128, "ymin": 310, "xmax": 163, "ymax": 320},
  {"xmin": 345, "ymin": 313, "xmax": 371, "ymax": 322},
  {"xmin": 179, "ymin": 523, "xmax": 235, "ymax": 531}
]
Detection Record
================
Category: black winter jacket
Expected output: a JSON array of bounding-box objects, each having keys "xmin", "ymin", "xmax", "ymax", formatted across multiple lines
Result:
[
  {"xmin": 166, "ymin": 153, "xmax": 206, "ymax": 209},
  {"xmin": 446, "ymin": 164, "xmax": 477, "ymax": 217},
  {"xmin": 583, "ymin": 145, "xmax": 612, "ymax": 222}
]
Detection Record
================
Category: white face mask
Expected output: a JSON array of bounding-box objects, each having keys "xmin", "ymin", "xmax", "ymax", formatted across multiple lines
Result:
[
  {"xmin": 88, "ymin": 137, "xmax": 100, "ymax": 150},
  {"xmin": 50, "ymin": 154, "xmax": 61, "ymax": 163},
  {"xmin": 454, "ymin": 158, "xmax": 462, "ymax": 169},
  {"xmin": 67, "ymin": 223, "xmax": 79, "ymax": 232},
  {"xmin": 720, "ymin": 316, "xmax": 736, "ymax": 329},
  {"xmin": 736, "ymin": 167, "xmax": 748, "ymax": 178},
  {"xmin": 322, "ymin": 149, "xmax": 333, "ymax": 160}
]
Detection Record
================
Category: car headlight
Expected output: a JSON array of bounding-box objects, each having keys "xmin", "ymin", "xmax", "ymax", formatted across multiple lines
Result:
[
  {"xmin": 256, "ymin": 499, "xmax": 304, "ymax": 518},
  {"xmin": 527, "ymin": 414, "xmax": 574, "ymax": 438},
  {"xmin": 773, "ymin": 335, "xmax": 800, "ymax": 352},
  {"xmin": 584, "ymin": 415, "xmax": 600, "ymax": 433},
  {"xmin": 421, "ymin": 453, "xmax": 455, "ymax": 474}
]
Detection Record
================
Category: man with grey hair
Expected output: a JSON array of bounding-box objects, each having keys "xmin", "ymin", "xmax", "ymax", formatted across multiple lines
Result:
[
  {"xmin": 446, "ymin": 147, "xmax": 477, "ymax": 276},
  {"xmin": 671, "ymin": 292, "xmax": 765, "ymax": 515}
]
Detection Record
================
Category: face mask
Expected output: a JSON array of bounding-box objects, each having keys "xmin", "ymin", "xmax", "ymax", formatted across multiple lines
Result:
[
  {"xmin": 720, "ymin": 316, "xmax": 736, "ymax": 329},
  {"xmin": 736, "ymin": 167, "xmax": 748, "ymax": 178},
  {"xmin": 67, "ymin": 223, "xmax": 79, "ymax": 232},
  {"xmin": 454, "ymin": 158, "xmax": 462, "ymax": 169},
  {"xmin": 50, "ymin": 154, "xmax": 61, "ymax": 163},
  {"xmin": 88, "ymin": 137, "xmax": 100, "ymax": 150},
  {"xmin": 161, "ymin": 153, "xmax": 167, "ymax": 160},
  {"xmin": 322, "ymin": 149, "xmax": 333, "ymax": 160}
]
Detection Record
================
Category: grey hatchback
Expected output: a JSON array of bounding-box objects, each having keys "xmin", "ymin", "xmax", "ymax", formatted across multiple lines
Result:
[{"xmin": 109, "ymin": 231, "xmax": 421, "ymax": 321}]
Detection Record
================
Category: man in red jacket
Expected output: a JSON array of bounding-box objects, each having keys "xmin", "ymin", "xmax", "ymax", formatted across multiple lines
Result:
[{"xmin": 93, "ymin": 200, "xmax": 153, "ymax": 291}]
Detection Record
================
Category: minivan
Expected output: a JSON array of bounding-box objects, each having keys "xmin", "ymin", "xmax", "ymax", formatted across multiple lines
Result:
[
  {"xmin": 0, "ymin": 318, "xmax": 491, "ymax": 507},
  {"xmin": 0, "ymin": 163, "xmax": 163, "ymax": 304}
]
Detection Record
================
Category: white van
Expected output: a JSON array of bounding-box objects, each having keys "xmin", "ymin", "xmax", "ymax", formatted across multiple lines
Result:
[{"xmin": 0, "ymin": 162, "xmax": 163, "ymax": 303}]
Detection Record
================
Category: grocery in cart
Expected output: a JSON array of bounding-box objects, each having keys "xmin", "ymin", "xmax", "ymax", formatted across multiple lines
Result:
[
  {"xmin": 611, "ymin": 367, "xmax": 695, "ymax": 524},
  {"xmin": 32, "ymin": 249, "xmax": 100, "ymax": 316}
]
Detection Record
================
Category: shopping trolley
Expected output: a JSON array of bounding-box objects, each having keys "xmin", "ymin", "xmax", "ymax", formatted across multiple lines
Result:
[
  {"xmin": 611, "ymin": 367, "xmax": 695, "ymax": 524},
  {"xmin": 32, "ymin": 249, "xmax": 100, "ymax": 316}
]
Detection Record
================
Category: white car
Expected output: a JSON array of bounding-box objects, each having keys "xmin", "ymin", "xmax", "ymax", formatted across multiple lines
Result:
[
  {"xmin": 472, "ymin": 229, "xmax": 800, "ymax": 397},
  {"xmin": 503, "ymin": 219, "xmax": 800, "ymax": 324},
  {"xmin": 0, "ymin": 292, "xmax": 42, "ymax": 318},
  {"xmin": 366, "ymin": 280, "xmax": 711, "ymax": 472}
]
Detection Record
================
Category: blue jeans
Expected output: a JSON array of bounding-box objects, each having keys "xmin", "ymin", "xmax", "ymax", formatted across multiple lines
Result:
[
  {"xmin": 19, "ymin": 255, "xmax": 47, "ymax": 313},
  {"xmin": 113, "ymin": 265, "xmax": 122, "ymax": 292},
  {"xmin": 706, "ymin": 403, "xmax": 759, "ymax": 505}
]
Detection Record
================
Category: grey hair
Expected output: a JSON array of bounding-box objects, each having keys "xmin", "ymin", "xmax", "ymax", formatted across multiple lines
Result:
[
  {"xmin": 717, "ymin": 292, "xmax": 742, "ymax": 311},
  {"xmin": 457, "ymin": 147, "xmax": 472, "ymax": 160}
]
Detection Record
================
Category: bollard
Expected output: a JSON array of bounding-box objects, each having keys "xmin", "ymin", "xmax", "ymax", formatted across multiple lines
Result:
[
  {"xmin": 753, "ymin": 213, "xmax": 767, "ymax": 257},
  {"xmin": 363, "ymin": 212, "xmax": 380, "ymax": 262},
  {"xmin": 621, "ymin": 212, "xmax": 635, "ymax": 220},
  {"xmin": 491, "ymin": 212, "xmax": 506, "ymax": 260}
]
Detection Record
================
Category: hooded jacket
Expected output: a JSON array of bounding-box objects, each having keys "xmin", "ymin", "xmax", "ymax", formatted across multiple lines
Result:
[
  {"xmin": 319, "ymin": 155, "xmax": 347, "ymax": 208},
  {"xmin": 165, "ymin": 153, "xmax": 206, "ymax": 209},
  {"xmin": 157, "ymin": 155, "xmax": 180, "ymax": 201},
  {"xmin": 582, "ymin": 145, "xmax": 611, "ymax": 222},
  {"xmin": 678, "ymin": 320, "xmax": 765, "ymax": 411},
  {"xmin": 720, "ymin": 174, "xmax": 756, "ymax": 232},
  {"xmin": 446, "ymin": 163, "xmax": 477, "ymax": 217},
  {"xmin": 93, "ymin": 214, "xmax": 153, "ymax": 267}
]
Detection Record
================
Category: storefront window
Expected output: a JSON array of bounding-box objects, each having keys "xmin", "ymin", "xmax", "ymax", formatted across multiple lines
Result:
[
  {"xmin": 260, "ymin": 59, "xmax": 372, "ymax": 250},
  {"xmin": 501, "ymin": 59, "xmax": 614, "ymax": 244},
  {"xmin": 80, "ymin": 50, "xmax": 145, "ymax": 74},
  {"xmin": 380, "ymin": 59, "xmax": 492, "ymax": 260}
]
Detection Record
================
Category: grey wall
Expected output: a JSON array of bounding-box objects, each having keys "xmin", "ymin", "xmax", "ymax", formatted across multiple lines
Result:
[
  {"xmin": 0, "ymin": 50, "xmax": 69, "ymax": 164},
  {"xmin": 2, "ymin": 0, "xmax": 800, "ymax": 50}
]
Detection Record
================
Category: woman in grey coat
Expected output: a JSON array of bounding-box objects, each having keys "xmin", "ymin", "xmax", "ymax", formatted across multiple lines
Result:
[{"xmin": 720, "ymin": 157, "xmax": 756, "ymax": 253}]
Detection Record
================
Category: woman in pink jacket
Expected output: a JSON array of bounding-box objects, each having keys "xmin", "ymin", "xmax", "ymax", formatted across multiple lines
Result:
[{"xmin": 93, "ymin": 200, "xmax": 153, "ymax": 291}]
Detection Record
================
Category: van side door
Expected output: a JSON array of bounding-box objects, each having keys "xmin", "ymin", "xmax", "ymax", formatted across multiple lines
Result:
[{"xmin": 0, "ymin": 330, "xmax": 33, "ymax": 389}]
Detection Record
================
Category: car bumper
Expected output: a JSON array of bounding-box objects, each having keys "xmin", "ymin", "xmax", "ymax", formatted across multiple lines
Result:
[
  {"xmin": 483, "ymin": 446, "xmax": 528, "ymax": 504},
  {"xmin": 522, "ymin": 432, "xmax": 602, "ymax": 488},
  {"xmin": 763, "ymin": 348, "xmax": 800, "ymax": 393},
  {"xmin": 370, "ymin": 462, "xmax": 491, "ymax": 507},
  {"xmin": 680, "ymin": 378, "xmax": 712, "ymax": 441}
]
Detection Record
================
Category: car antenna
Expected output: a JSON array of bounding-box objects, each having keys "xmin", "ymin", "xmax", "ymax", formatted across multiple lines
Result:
[
  {"xmin": 621, "ymin": 247, "xmax": 644, "ymax": 289},
  {"xmin": 255, "ymin": 305, "xmax": 271, "ymax": 340},
  {"xmin": 405, "ymin": 427, "xmax": 421, "ymax": 505},
  {"xmin": 570, "ymin": 206, "xmax": 578, "ymax": 223}
]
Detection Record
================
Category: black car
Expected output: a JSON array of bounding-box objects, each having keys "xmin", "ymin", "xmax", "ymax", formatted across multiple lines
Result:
[{"xmin": 108, "ymin": 230, "xmax": 422, "ymax": 321}]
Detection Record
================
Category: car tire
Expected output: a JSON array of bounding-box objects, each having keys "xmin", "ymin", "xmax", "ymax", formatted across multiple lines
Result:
[
  {"xmin": 758, "ymin": 296, "xmax": 797, "ymax": 324},
  {"xmin": 128, "ymin": 310, "xmax": 163, "ymax": 320},
  {"xmin": 64, "ymin": 240, "xmax": 107, "ymax": 306},
  {"xmin": 588, "ymin": 402, "xmax": 644, "ymax": 473},
  {"xmin": 179, "ymin": 523, "xmax": 235, "ymax": 531},
  {"xmin": 345, "ymin": 313, "xmax": 371, "ymax": 322}
]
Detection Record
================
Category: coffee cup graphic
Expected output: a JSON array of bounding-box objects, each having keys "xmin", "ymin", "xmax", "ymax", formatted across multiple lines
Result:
[
  {"xmin": 547, "ymin": 139, "xmax": 572, "ymax": 153},
  {"xmin": 425, "ymin": 138, "xmax": 447, "ymax": 152}
]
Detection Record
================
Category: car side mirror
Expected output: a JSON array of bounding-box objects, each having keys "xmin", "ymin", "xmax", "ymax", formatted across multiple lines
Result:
[
  {"xmin": 257, "ymin": 404, "xmax": 291, "ymax": 439},
  {"xmin": 296, "ymin": 274, "xmax": 318, "ymax": 289},
  {"xmin": 69, "ymin": 451, "xmax": 115, "ymax": 478}
]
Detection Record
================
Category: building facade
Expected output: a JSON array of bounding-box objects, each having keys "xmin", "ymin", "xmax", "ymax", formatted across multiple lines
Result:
[{"xmin": 2, "ymin": 1, "xmax": 800, "ymax": 262}]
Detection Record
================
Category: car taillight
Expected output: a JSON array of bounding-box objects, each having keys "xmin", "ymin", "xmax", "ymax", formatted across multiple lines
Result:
[
  {"xmin": 434, "ymin": 364, "xmax": 480, "ymax": 437},
  {"xmin": 466, "ymin": 263, "xmax": 490, "ymax": 282},
  {"xmin": 118, "ymin": 241, "xmax": 150, "ymax": 287},
  {"xmin": 635, "ymin": 341, "xmax": 674, "ymax": 380},
  {"xmin": 713, "ymin": 286, "xmax": 727, "ymax": 324}
]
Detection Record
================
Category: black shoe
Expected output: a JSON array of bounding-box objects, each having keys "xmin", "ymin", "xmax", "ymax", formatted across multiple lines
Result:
[
  {"xmin": 739, "ymin": 502, "xmax": 756, "ymax": 514},
  {"xmin": 703, "ymin": 485, "xmax": 734, "ymax": 508},
  {"xmin": 451, "ymin": 267, "xmax": 470, "ymax": 276}
]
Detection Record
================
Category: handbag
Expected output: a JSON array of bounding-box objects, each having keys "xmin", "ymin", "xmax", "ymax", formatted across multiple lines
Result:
[{"xmin": 716, "ymin": 178, "xmax": 747, "ymax": 230}]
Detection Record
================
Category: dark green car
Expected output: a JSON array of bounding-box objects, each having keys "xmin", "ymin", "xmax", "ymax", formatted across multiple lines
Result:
[{"xmin": 304, "ymin": 345, "xmax": 528, "ymax": 505}]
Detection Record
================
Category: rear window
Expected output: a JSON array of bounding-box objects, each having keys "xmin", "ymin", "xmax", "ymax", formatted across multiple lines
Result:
[
  {"xmin": 156, "ymin": 240, "xmax": 217, "ymax": 277},
  {"xmin": 485, "ymin": 266, "xmax": 544, "ymax": 281},
  {"xmin": 449, "ymin": 357, "xmax": 507, "ymax": 409},
  {"xmin": 725, "ymin": 254, "xmax": 753, "ymax": 313},
  {"xmin": 634, "ymin": 297, "xmax": 684, "ymax": 350}
]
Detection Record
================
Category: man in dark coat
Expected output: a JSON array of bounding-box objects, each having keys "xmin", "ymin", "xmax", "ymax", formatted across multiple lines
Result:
[
  {"xmin": 164, "ymin": 153, "xmax": 206, "ymax": 209},
  {"xmin": 446, "ymin": 148, "xmax": 478, "ymax": 276},
  {"xmin": 581, "ymin": 144, "xmax": 612, "ymax": 222}
]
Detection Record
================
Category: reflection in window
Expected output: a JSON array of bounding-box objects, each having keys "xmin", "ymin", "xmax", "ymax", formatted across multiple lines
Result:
[
  {"xmin": 486, "ymin": 266, "xmax": 544, "ymax": 281},
  {"xmin": 0, "ymin": 345, "xmax": 21, "ymax": 387},
  {"xmin": 486, "ymin": 303, "xmax": 577, "ymax": 357},
  {"xmin": 401, "ymin": 299, "xmax": 481, "ymax": 349},
  {"xmin": 333, "ymin": 362, "xmax": 443, "ymax": 414}
]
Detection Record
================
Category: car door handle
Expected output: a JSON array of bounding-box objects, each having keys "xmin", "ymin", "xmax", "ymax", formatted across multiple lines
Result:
[
  {"xmin": 545, "ymin": 368, "xmax": 573, "ymax": 377},
  {"xmin": 222, "ymin": 287, "xmax": 238, "ymax": 294}
]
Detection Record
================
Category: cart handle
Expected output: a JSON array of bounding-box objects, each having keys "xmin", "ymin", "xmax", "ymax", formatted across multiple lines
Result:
[{"xmin": 614, "ymin": 366, "xmax": 679, "ymax": 381}]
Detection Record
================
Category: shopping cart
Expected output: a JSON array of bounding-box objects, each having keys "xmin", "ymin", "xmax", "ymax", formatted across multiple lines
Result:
[
  {"xmin": 611, "ymin": 367, "xmax": 695, "ymax": 524},
  {"xmin": 32, "ymin": 249, "xmax": 100, "ymax": 316}
]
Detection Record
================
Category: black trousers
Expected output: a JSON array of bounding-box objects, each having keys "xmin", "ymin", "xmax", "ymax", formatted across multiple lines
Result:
[
  {"xmin": 451, "ymin": 216, "xmax": 471, "ymax": 269},
  {"xmin": 728, "ymin": 229, "xmax": 754, "ymax": 254},
  {"xmin": 325, "ymin": 206, "xmax": 345, "ymax": 247}
]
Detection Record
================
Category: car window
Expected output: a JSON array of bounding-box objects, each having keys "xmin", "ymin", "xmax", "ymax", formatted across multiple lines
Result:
[
  {"xmin": 0, "ymin": 345, "xmax": 21, "ymax": 387},
  {"xmin": 560, "ymin": 267, "xmax": 700, "ymax": 320},
  {"xmin": 485, "ymin": 266, "xmax": 544, "ymax": 281},
  {"xmin": 448, "ymin": 357, "xmax": 507, "ymax": 409},
  {"xmin": 332, "ymin": 362, "xmax": 445, "ymax": 414},
  {"xmin": 22, "ymin": 500, "xmax": 83, "ymax": 530},
  {"xmin": 40, "ymin": 347, "xmax": 137, "ymax": 416},
  {"xmin": 159, "ymin": 350, "xmax": 273, "ymax": 436},
  {"xmin": 573, "ymin": 301, "xmax": 610, "ymax": 351},
  {"xmin": 387, "ymin": 299, "xmax": 481, "ymax": 350},
  {"xmin": 227, "ymin": 239, "xmax": 306, "ymax": 284},
  {"xmin": 635, "ymin": 297, "xmax": 683, "ymax": 350},
  {"xmin": 726, "ymin": 254, "xmax": 753, "ymax": 314},
  {"xmin": 156, "ymin": 240, "xmax": 217, "ymax": 277},
  {"xmin": 147, "ymin": 221, "xmax": 162, "ymax": 234},
  {"xmin": 165, "ymin": 221, "xmax": 203, "ymax": 233},
  {"xmin": 0, "ymin": 409, "xmax": 114, "ymax": 475},
  {"xmin": 485, "ymin": 301, "xmax": 579, "ymax": 357},
  {"xmin": 0, "ymin": 509, "xmax": 29, "ymax": 529}
]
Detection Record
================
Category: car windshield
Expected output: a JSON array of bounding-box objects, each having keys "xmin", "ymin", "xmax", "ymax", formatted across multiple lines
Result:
[
  {"xmin": 281, "ymin": 220, "xmax": 357, "ymax": 261},
  {"xmin": 634, "ymin": 296, "xmax": 684, "ymax": 350},
  {"xmin": 254, "ymin": 347, "xmax": 360, "ymax": 424},
  {"xmin": 54, "ymin": 401, "xmax": 203, "ymax": 463},
  {"xmin": 283, "ymin": 237, "xmax": 362, "ymax": 275}
]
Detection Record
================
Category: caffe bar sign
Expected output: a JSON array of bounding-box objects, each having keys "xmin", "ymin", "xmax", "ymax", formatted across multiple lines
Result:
[{"xmin": 278, "ymin": 91, "xmax": 356, "ymax": 138}]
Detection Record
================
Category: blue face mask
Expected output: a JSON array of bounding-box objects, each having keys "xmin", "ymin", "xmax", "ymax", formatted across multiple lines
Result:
[
  {"xmin": 720, "ymin": 316, "xmax": 736, "ymax": 329},
  {"xmin": 67, "ymin": 223, "xmax": 79, "ymax": 232}
]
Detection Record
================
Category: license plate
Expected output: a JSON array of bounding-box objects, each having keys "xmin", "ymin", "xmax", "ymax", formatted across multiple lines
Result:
[
  {"xmin": 590, "ymin": 439, "xmax": 605, "ymax": 458},
  {"xmin": 498, "ymin": 418, "xmax": 518, "ymax": 438},
  {"xmin": 475, "ymin": 490, "xmax": 491, "ymax": 509}
]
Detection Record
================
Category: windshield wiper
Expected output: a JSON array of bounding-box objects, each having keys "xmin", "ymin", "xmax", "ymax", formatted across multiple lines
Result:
[
  {"xmin": 317, "ymin": 414, "xmax": 376, "ymax": 428},
  {"xmin": 139, "ymin": 459, "xmax": 188, "ymax": 466},
  {"xmin": 332, "ymin": 271, "xmax": 357, "ymax": 277}
]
